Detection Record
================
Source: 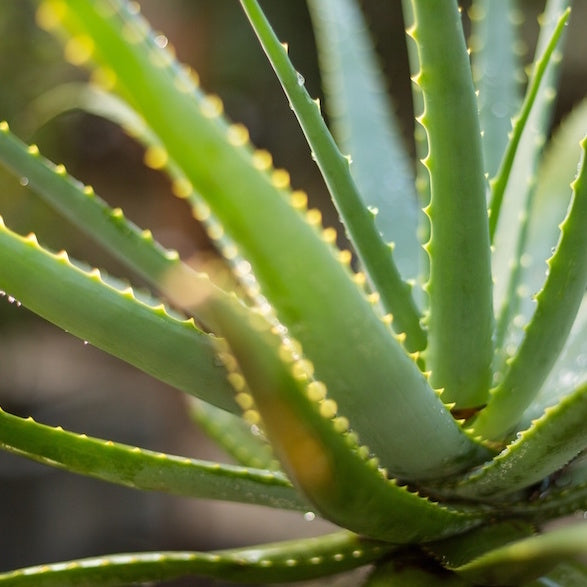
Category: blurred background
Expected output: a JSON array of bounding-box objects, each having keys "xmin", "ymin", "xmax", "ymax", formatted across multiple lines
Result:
[{"xmin": 0, "ymin": 1, "xmax": 585, "ymax": 585}]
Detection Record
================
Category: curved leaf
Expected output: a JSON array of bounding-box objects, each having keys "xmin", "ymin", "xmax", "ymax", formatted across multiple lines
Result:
[
  {"xmin": 0, "ymin": 407, "xmax": 303, "ymax": 511},
  {"xmin": 488, "ymin": 5, "xmax": 570, "ymax": 241},
  {"xmin": 240, "ymin": 0, "xmax": 425, "ymax": 351},
  {"xmin": 527, "ymin": 560, "xmax": 587, "ymax": 587},
  {"xmin": 452, "ymin": 382, "xmax": 587, "ymax": 500},
  {"xmin": 0, "ymin": 532, "xmax": 391, "ymax": 586},
  {"xmin": 189, "ymin": 398, "xmax": 280, "ymax": 471},
  {"xmin": 410, "ymin": 0, "xmax": 494, "ymax": 409},
  {"xmin": 202, "ymin": 293, "xmax": 488, "ymax": 543},
  {"xmin": 490, "ymin": 0, "xmax": 571, "ymax": 337},
  {"xmin": 43, "ymin": 0, "xmax": 488, "ymax": 480},
  {"xmin": 365, "ymin": 557, "xmax": 471, "ymax": 586},
  {"xmin": 0, "ymin": 216, "xmax": 237, "ymax": 412},
  {"xmin": 511, "ymin": 101, "xmax": 587, "ymax": 362},
  {"xmin": 307, "ymin": 0, "xmax": 421, "ymax": 286},
  {"xmin": 452, "ymin": 523, "xmax": 587, "ymax": 586},
  {"xmin": 473, "ymin": 137, "xmax": 587, "ymax": 440},
  {"xmin": 470, "ymin": 0, "xmax": 521, "ymax": 178},
  {"xmin": 426, "ymin": 521, "xmax": 535, "ymax": 576}
]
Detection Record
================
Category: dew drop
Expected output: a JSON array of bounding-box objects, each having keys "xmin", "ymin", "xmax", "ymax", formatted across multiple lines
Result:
[
  {"xmin": 6, "ymin": 295, "xmax": 21, "ymax": 307},
  {"xmin": 19, "ymin": 177, "xmax": 29, "ymax": 186},
  {"xmin": 304, "ymin": 511, "xmax": 315, "ymax": 521},
  {"xmin": 154, "ymin": 34, "xmax": 168, "ymax": 48},
  {"xmin": 490, "ymin": 101, "xmax": 508, "ymax": 118},
  {"xmin": 296, "ymin": 71, "xmax": 305, "ymax": 86}
]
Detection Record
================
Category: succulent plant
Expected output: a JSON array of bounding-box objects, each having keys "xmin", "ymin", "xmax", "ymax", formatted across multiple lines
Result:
[{"xmin": 0, "ymin": 0, "xmax": 585, "ymax": 585}]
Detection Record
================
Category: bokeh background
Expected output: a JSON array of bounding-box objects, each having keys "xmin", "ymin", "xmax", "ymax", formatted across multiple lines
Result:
[{"xmin": 0, "ymin": 1, "xmax": 585, "ymax": 585}]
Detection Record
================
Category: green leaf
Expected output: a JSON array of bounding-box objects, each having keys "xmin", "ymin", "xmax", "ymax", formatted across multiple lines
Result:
[
  {"xmin": 451, "ymin": 382, "xmax": 587, "ymax": 500},
  {"xmin": 409, "ymin": 0, "xmax": 494, "ymax": 409},
  {"xmin": 307, "ymin": 0, "xmax": 421, "ymax": 286},
  {"xmin": 240, "ymin": 0, "xmax": 425, "ymax": 351},
  {"xmin": 426, "ymin": 520, "xmax": 535, "ymax": 574},
  {"xmin": 0, "ymin": 119, "xmax": 244, "ymax": 332},
  {"xmin": 527, "ymin": 560, "xmax": 587, "ymax": 587},
  {"xmin": 472, "ymin": 137, "xmax": 587, "ymax": 440},
  {"xmin": 452, "ymin": 523, "xmax": 587, "ymax": 586},
  {"xmin": 0, "ymin": 531, "xmax": 391, "ymax": 586},
  {"xmin": 490, "ymin": 1, "xmax": 571, "ymax": 332},
  {"xmin": 470, "ymin": 0, "xmax": 522, "ymax": 178},
  {"xmin": 0, "ymin": 119, "xmax": 177, "ymax": 283},
  {"xmin": 0, "ymin": 216, "xmax": 237, "ymax": 412},
  {"xmin": 203, "ymin": 295, "xmax": 488, "ymax": 543},
  {"xmin": 365, "ymin": 556, "xmax": 471, "ymax": 586},
  {"xmin": 506, "ymin": 478, "xmax": 587, "ymax": 523},
  {"xmin": 50, "ymin": 0, "xmax": 487, "ymax": 480},
  {"xmin": 400, "ymin": 0, "xmax": 430, "ymax": 210},
  {"xmin": 509, "ymin": 101, "xmax": 587, "ymax": 385},
  {"xmin": 0, "ymin": 407, "xmax": 304, "ymax": 511},
  {"xmin": 189, "ymin": 398, "xmax": 280, "ymax": 471}
]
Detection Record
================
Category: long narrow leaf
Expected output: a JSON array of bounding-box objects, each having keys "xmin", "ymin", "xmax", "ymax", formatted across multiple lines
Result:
[
  {"xmin": 490, "ymin": 0, "xmax": 571, "ymax": 336},
  {"xmin": 472, "ymin": 137, "xmax": 587, "ymax": 440},
  {"xmin": 409, "ymin": 0, "xmax": 493, "ymax": 409},
  {"xmin": 470, "ymin": 0, "xmax": 522, "ymax": 178},
  {"xmin": 0, "ymin": 215, "xmax": 237, "ymax": 412},
  {"xmin": 452, "ymin": 382, "xmax": 586, "ymax": 499},
  {"xmin": 46, "ymin": 0, "xmax": 487, "ymax": 480},
  {"xmin": 0, "ymin": 532, "xmax": 391, "ymax": 586},
  {"xmin": 201, "ymin": 292, "xmax": 488, "ymax": 542},
  {"xmin": 307, "ymin": 0, "xmax": 421, "ymax": 285},
  {"xmin": 0, "ymin": 407, "xmax": 303, "ymax": 511},
  {"xmin": 240, "ymin": 0, "xmax": 425, "ymax": 351},
  {"xmin": 452, "ymin": 523, "xmax": 587, "ymax": 585},
  {"xmin": 491, "ymin": 7, "xmax": 571, "ymax": 364}
]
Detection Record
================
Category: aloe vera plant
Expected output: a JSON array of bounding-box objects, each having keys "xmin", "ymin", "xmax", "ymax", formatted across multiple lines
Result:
[{"xmin": 0, "ymin": 0, "xmax": 585, "ymax": 584}]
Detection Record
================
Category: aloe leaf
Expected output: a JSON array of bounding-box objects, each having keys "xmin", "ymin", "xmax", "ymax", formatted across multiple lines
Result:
[
  {"xmin": 490, "ymin": 1, "xmax": 571, "ymax": 320},
  {"xmin": 508, "ymin": 101, "xmax": 587, "ymax": 372},
  {"xmin": 0, "ymin": 119, "xmax": 285, "ymax": 464},
  {"xmin": 47, "ymin": 0, "xmax": 488, "ymax": 480},
  {"xmin": 306, "ymin": 0, "xmax": 421, "ymax": 286},
  {"xmin": 451, "ymin": 523, "xmax": 587, "ymax": 586},
  {"xmin": 189, "ymin": 398, "xmax": 280, "ymax": 471},
  {"xmin": 0, "ymin": 531, "xmax": 391, "ymax": 586},
  {"xmin": 0, "ymin": 217, "xmax": 238, "ymax": 412},
  {"xmin": 491, "ymin": 7, "xmax": 572, "ymax": 363},
  {"xmin": 472, "ymin": 137, "xmax": 587, "ymax": 440},
  {"xmin": 409, "ymin": 0, "xmax": 493, "ymax": 409},
  {"xmin": 426, "ymin": 521, "xmax": 535, "ymax": 577},
  {"xmin": 0, "ymin": 120, "xmax": 178, "ymax": 284},
  {"xmin": 521, "ymin": 292, "xmax": 586, "ymax": 427},
  {"xmin": 451, "ymin": 382, "xmax": 586, "ymax": 500},
  {"xmin": 527, "ymin": 561, "xmax": 587, "ymax": 587},
  {"xmin": 506, "ymin": 479, "xmax": 587, "ymax": 522},
  {"xmin": 365, "ymin": 558, "xmax": 471, "ymax": 587},
  {"xmin": 202, "ymin": 295, "xmax": 488, "ymax": 543},
  {"xmin": 239, "ymin": 0, "xmax": 425, "ymax": 351},
  {"xmin": 523, "ymin": 101, "xmax": 587, "ymax": 310},
  {"xmin": 400, "ymin": 0, "xmax": 430, "ymax": 212},
  {"xmin": 0, "ymin": 406, "xmax": 304, "ymax": 511},
  {"xmin": 470, "ymin": 0, "xmax": 522, "ymax": 178},
  {"xmin": 0, "ymin": 120, "xmax": 246, "ymax": 329}
]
